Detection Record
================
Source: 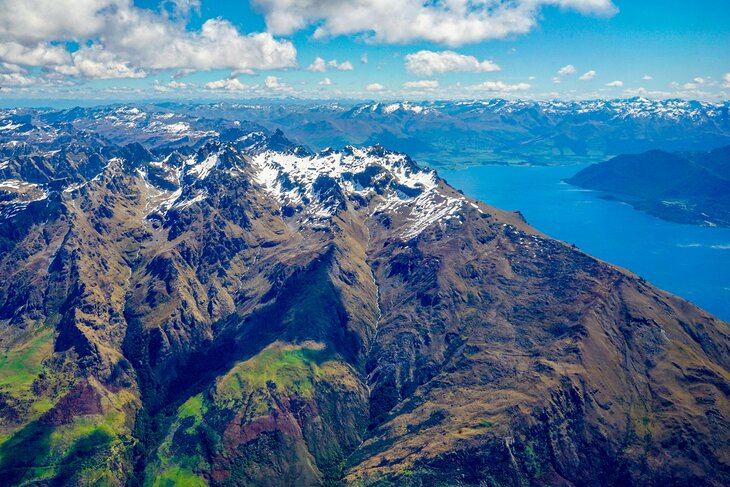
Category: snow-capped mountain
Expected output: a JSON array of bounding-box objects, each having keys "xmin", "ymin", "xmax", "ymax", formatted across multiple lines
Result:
[
  {"xmin": 3, "ymin": 98, "xmax": 729, "ymax": 167},
  {"xmin": 0, "ymin": 123, "xmax": 471, "ymax": 243}
]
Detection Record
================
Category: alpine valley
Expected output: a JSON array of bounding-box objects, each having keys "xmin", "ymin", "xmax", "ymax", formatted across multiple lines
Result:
[{"xmin": 0, "ymin": 102, "xmax": 729, "ymax": 487}]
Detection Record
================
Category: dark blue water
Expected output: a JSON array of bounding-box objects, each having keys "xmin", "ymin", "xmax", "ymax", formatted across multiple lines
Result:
[{"xmin": 440, "ymin": 164, "xmax": 730, "ymax": 321}]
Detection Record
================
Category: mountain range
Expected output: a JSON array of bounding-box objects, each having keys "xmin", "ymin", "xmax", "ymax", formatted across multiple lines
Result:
[
  {"xmin": 3, "ymin": 97, "xmax": 730, "ymax": 167},
  {"xmin": 0, "ymin": 106, "xmax": 729, "ymax": 485}
]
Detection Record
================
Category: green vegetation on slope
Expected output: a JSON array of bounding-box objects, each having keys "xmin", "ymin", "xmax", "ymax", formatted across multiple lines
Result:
[
  {"xmin": 0, "ymin": 404, "xmax": 135, "ymax": 485},
  {"xmin": 145, "ymin": 341, "xmax": 356, "ymax": 486}
]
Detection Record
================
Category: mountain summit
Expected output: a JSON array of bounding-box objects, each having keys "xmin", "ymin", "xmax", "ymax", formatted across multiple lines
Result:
[{"xmin": 0, "ymin": 124, "xmax": 729, "ymax": 486}]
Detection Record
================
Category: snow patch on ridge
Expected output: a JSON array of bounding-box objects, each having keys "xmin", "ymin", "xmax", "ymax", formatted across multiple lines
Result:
[
  {"xmin": 186, "ymin": 153, "xmax": 219, "ymax": 180},
  {"xmin": 251, "ymin": 146, "xmax": 466, "ymax": 238}
]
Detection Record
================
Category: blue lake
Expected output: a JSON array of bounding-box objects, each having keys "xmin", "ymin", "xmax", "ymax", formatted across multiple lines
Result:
[{"xmin": 439, "ymin": 164, "xmax": 730, "ymax": 321}]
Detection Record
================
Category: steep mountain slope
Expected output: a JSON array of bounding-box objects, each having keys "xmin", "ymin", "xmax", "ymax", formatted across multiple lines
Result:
[
  {"xmin": 0, "ymin": 125, "xmax": 729, "ymax": 486},
  {"xmin": 567, "ymin": 145, "xmax": 730, "ymax": 227}
]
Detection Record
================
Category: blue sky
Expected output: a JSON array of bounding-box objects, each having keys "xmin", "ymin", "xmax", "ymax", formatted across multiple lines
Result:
[{"xmin": 0, "ymin": 0, "xmax": 728, "ymax": 103}]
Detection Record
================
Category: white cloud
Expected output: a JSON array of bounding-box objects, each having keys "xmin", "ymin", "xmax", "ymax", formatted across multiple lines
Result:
[
  {"xmin": 328, "ymin": 59, "xmax": 353, "ymax": 71},
  {"xmin": 467, "ymin": 80, "xmax": 531, "ymax": 92},
  {"xmin": 579, "ymin": 70, "xmax": 596, "ymax": 81},
  {"xmin": 606, "ymin": 80, "xmax": 623, "ymax": 87},
  {"xmin": 250, "ymin": 0, "xmax": 617, "ymax": 46},
  {"xmin": 366, "ymin": 83, "xmax": 385, "ymax": 91},
  {"xmin": 723, "ymin": 73, "xmax": 730, "ymax": 88},
  {"xmin": 54, "ymin": 45, "xmax": 145, "ymax": 79},
  {"xmin": 0, "ymin": 41, "xmax": 70, "ymax": 67},
  {"xmin": 0, "ymin": 62, "xmax": 26, "ymax": 74},
  {"xmin": 0, "ymin": 72, "xmax": 39, "ymax": 86},
  {"xmin": 553, "ymin": 64, "xmax": 577, "ymax": 83},
  {"xmin": 0, "ymin": 0, "xmax": 297, "ymax": 81},
  {"xmin": 155, "ymin": 80, "xmax": 192, "ymax": 92},
  {"xmin": 0, "ymin": 0, "xmax": 110, "ymax": 44},
  {"xmin": 319, "ymin": 77, "xmax": 332, "ymax": 86},
  {"xmin": 307, "ymin": 56, "xmax": 353, "ymax": 72},
  {"xmin": 360, "ymin": 53, "xmax": 368, "ymax": 64},
  {"xmin": 205, "ymin": 78, "xmax": 249, "ymax": 91},
  {"xmin": 558, "ymin": 64, "xmax": 576, "ymax": 76},
  {"xmin": 307, "ymin": 57, "xmax": 327, "ymax": 72},
  {"xmin": 106, "ymin": 19, "xmax": 296, "ymax": 72},
  {"xmin": 265, "ymin": 75, "xmax": 287, "ymax": 91},
  {"xmin": 403, "ymin": 80, "xmax": 439, "ymax": 89},
  {"xmin": 405, "ymin": 50, "xmax": 500, "ymax": 76},
  {"xmin": 679, "ymin": 76, "xmax": 716, "ymax": 90},
  {"xmin": 642, "ymin": 74, "xmax": 653, "ymax": 81}
]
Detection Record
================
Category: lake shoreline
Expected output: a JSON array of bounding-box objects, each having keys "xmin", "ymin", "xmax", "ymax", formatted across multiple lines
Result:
[{"xmin": 441, "ymin": 163, "xmax": 730, "ymax": 321}]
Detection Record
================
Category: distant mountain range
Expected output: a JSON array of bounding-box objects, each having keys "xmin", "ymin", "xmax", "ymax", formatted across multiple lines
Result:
[
  {"xmin": 1, "ymin": 106, "xmax": 729, "ymax": 485},
  {"xmin": 3, "ymin": 97, "xmax": 730, "ymax": 167},
  {"xmin": 567, "ymin": 145, "xmax": 730, "ymax": 227}
]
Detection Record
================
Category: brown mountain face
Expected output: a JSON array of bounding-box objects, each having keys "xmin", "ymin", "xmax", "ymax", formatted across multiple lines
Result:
[{"xmin": 0, "ymin": 131, "xmax": 728, "ymax": 486}]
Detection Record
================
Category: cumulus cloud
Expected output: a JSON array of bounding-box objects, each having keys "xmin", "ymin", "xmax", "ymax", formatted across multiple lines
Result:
[
  {"xmin": 0, "ymin": 62, "xmax": 26, "ymax": 74},
  {"xmin": 366, "ymin": 83, "xmax": 385, "ymax": 91},
  {"xmin": 403, "ymin": 80, "xmax": 439, "ymax": 89},
  {"xmin": 0, "ymin": 41, "xmax": 70, "ymax": 67},
  {"xmin": 250, "ymin": 0, "xmax": 617, "ymax": 46},
  {"xmin": 405, "ymin": 50, "xmax": 500, "ymax": 76},
  {"xmin": 319, "ymin": 77, "xmax": 332, "ymax": 86},
  {"xmin": 724, "ymin": 73, "xmax": 730, "ymax": 88},
  {"xmin": 54, "ymin": 45, "xmax": 146, "ymax": 79},
  {"xmin": 606, "ymin": 80, "xmax": 623, "ymax": 87},
  {"xmin": 579, "ymin": 70, "xmax": 596, "ymax": 81},
  {"xmin": 680, "ymin": 77, "xmax": 714, "ymax": 90},
  {"xmin": 331, "ymin": 60, "xmax": 353, "ymax": 71},
  {"xmin": 552, "ymin": 64, "xmax": 576, "ymax": 83},
  {"xmin": 0, "ymin": 0, "xmax": 297, "ymax": 81},
  {"xmin": 155, "ymin": 80, "xmax": 193, "ymax": 92},
  {"xmin": 205, "ymin": 78, "xmax": 249, "ymax": 91},
  {"xmin": 306, "ymin": 56, "xmax": 353, "ymax": 72},
  {"xmin": 0, "ymin": 72, "xmax": 39, "ymax": 86},
  {"xmin": 467, "ymin": 80, "xmax": 531, "ymax": 92},
  {"xmin": 307, "ymin": 57, "xmax": 327, "ymax": 73},
  {"xmin": 558, "ymin": 64, "xmax": 576, "ymax": 76},
  {"xmin": 642, "ymin": 74, "xmax": 653, "ymax": 81},
  {"xmin": 360, "ymin": 53, "xmax": 368, "ymax": 64},
  {"xmin": 265, "ymin": 75, "xmax": 288, "ymax": 91}
]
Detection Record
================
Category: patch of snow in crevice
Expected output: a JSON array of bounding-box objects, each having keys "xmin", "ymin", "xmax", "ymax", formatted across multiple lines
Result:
[
  {"xmin": 186, "ymin": 153, "xmax": 219, "ymax": 180},
  {"xmin": 173, "ymin": 191, "xmax": 207, "ymax": 209},
  {"xmin": 0, "ymin": 179, "xmax": 41, "ymax": 191},
  {"xmin": 63, "ymin": 182, "xmax": 86, "ymax": 193}
]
